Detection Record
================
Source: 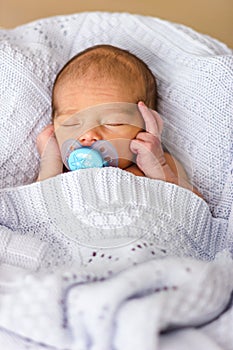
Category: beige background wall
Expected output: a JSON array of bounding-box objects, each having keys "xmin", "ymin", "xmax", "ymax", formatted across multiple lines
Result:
[{"xmin": 1, "ymin": 0, "xmax": 233, "ymax": 48}]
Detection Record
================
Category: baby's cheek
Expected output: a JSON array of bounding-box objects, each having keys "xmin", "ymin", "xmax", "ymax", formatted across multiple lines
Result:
[
  {"xmin": 54, "ymin": 128, "xmax": 69, "ymax": 150},
  {"xmin": 112, "ymin": 139, "xmax": 135, "ymax": 169}
]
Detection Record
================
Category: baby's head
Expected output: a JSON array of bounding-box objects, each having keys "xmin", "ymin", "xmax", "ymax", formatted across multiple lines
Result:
[{"xmin": 52, "ymin": 44, "xmax": 157, "ymax": 170}]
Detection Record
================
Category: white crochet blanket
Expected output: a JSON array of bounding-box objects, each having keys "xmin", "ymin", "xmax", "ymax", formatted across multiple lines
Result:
[
  {"xmin": 0, "ymin": 168, "xmax": 233, "ymax": 350},
  {"xmin": 0, "ymin": 11, "xmax": 233, "ymax": 350}
]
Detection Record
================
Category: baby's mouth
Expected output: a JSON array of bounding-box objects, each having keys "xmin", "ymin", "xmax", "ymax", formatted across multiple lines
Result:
[
  {"xmin": 61, "ymin": 138, "xmax": 135, "ymax": 171},
  {"xmin": 61, "ymin": 139, "xmax": 118, "ymax": 171}
]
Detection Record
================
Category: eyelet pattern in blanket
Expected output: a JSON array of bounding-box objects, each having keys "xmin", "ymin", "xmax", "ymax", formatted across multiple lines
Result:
[
  {"xmin": 0, "ymin": 12, "xmax": 233, "ymax": 220},
  {"xmin": 0, "ymin": 168, "xmax": 233, "ymax": 349},
  {"xmin": 0, "ymin": 168, "xmax": 229, "ymax": 270}
]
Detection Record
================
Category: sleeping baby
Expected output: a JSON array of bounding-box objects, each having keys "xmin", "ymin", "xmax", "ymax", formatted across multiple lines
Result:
[{"xmin": 36, "ymin": 44, "xmax": 201, "ymax": 197}]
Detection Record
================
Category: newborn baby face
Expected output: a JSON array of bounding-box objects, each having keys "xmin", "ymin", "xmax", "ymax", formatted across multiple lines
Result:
[{"xmin": 53, "ymin": 78, "xmax": 145, "ymax": 169}]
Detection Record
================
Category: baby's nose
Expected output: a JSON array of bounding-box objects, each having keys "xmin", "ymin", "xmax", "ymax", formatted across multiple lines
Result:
[{"xmin": 78, "ymin": 127, "xmax": 102, "ymax": 147}]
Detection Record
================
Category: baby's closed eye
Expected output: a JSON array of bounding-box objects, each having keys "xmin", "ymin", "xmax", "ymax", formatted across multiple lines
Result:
[
  {"xmin": 104, "ymin": 123, "xmax": 125, "ymax": 126},
  {"xmin": 61, "ymin": 121, "xmax": 82, "ymax": 127}
]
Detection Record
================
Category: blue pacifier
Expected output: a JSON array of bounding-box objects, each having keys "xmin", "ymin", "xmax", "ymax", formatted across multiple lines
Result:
[{"xmin": 61, "ymin": 139, "xmax": 118, "ymax": 171}]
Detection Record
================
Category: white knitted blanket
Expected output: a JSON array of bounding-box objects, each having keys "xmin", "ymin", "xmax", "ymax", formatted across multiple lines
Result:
[
  {"xmin": 0, "ymin": 168, "xmax": 233, "ymax": 350},
  {"xmin": 1, "ymin": 11, "xmax": 233, "ymax": 350}
]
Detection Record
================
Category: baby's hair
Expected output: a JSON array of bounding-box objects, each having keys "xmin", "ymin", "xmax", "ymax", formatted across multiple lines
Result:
[{"xmin": 52, "ymin": 44, "xmax": 157, "ymax": 117}]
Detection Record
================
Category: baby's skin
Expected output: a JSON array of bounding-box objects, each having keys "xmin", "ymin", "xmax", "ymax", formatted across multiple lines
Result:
[{"xmin": 37, "ymin": 101, "xmax": 201, "ymax": 197}]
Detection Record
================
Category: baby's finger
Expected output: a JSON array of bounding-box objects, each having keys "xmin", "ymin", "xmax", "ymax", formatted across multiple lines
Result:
[
  {"xmin": 36, "ymin": 124, "xmax": 56, "ymax": 156},
  {"xmin": 135, "ymin": 131, "xmax": 158, "ymax": 143},
  {"xmin": 130, "ymin": 139, "xmax": 151, "ymax": 155},
  {"xmin": 151, "ymin": 110, "xmax": 163, "ymax": 136},
  {"xmin": 138, "ymin": 102, "xmax": 160, "ymax": 137}
]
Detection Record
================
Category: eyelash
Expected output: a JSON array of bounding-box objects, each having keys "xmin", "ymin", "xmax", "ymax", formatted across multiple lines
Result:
[
  {"xmin": 105, "ymin": 123, "xmax": 124, "ymax": 126},
  {"xmin": 62, "ymin": 123, "xmax": 81, "ymax": 127},
  {"xmin": 62, "ymin": 123, "xmax": 125, "ymax": 127}
]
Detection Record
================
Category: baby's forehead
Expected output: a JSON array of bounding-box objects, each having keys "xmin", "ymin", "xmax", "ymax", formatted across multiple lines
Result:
[{"xmin": 64, "ymin": 102, "xmax": 141, "ymax": 119}]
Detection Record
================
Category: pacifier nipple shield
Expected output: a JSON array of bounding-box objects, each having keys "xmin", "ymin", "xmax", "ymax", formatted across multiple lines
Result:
[{"xmin": 61, "ymin": 139, "xmax": 118, "ymax": 171}]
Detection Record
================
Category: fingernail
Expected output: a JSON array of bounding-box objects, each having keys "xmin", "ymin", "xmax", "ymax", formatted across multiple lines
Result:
[{"xmin": 138, "ymin": 101, "xmax": 146, "ymax": 107}]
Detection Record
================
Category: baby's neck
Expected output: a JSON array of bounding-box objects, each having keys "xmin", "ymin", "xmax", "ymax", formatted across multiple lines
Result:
[{"xmin": 124, "ymin": 164, "xmax": 145, "ymax": 177}]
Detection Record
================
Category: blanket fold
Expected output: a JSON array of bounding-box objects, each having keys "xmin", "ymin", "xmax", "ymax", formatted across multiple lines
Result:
[
  {"xmin": 0, "ymin": 168, "xmax": 232, "ymax": 349},
  {"xmin": 0, "ymin": 168, "xmax": 228, "ymax": 266}
]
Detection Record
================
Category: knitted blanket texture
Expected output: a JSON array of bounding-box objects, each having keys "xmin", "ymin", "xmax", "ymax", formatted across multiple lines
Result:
[
  {"xmin": 0, "ymin": 168, "xmax": 233, "ymax": 350},
  {"xmin": 0, "ymin": 11, "xmax": 233, "ymax": 350}
]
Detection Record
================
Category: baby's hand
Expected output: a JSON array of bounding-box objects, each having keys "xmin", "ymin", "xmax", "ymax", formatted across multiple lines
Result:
[
  {"xmin": 36, "ymin": 124, "xmax": 63, "ymax": 181},
  {"xmin": 130, "ymin": 102, "xmax": 172, "ymax": 181},
  {"xmin": 130, "ymin": 102, "xmax": 204, "ymax": 198}
]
